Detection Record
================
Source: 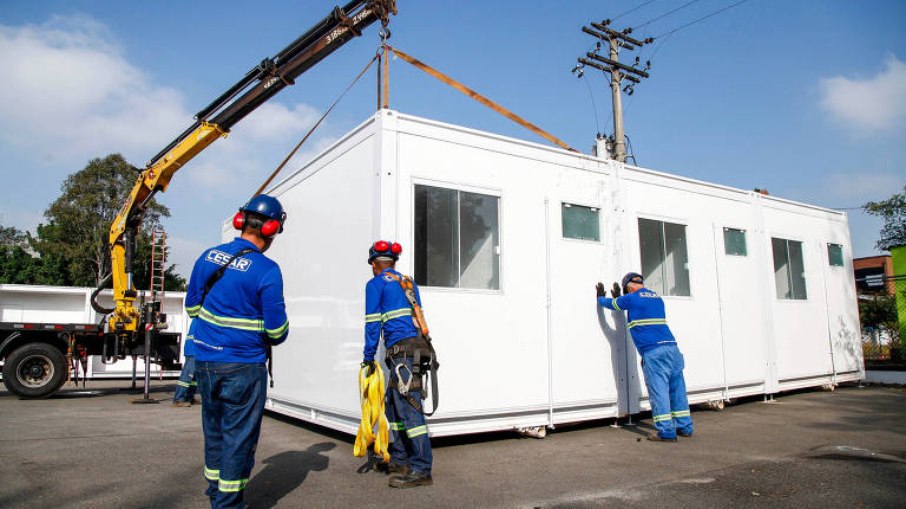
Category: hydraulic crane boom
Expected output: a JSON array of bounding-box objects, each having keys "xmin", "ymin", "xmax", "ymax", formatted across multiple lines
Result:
[{"xmin": 94, "ymin": 0, "xmax": 396, "ymax": 334}]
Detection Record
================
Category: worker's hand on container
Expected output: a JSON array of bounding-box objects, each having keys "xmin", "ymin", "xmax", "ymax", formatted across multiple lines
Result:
[
  {"xmin": 611, "ymin": 282, "xmax": 621, "ymax": 298},
  {"xmin": 596, "ymin": 282, "xmax": 606, "ymax": 298}
]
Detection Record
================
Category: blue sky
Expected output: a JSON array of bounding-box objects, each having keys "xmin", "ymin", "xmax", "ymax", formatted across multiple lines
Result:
[{"xmin": 1, "ymin": 0, "xmax": 903, "ymax": 277}]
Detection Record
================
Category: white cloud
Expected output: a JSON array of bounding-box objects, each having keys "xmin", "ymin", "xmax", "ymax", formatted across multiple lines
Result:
[
  {"xmin": 824, "ymin": 172, "xmax": 905, "ymax": 204},
  {"xmin": 0, "ymin": 16, "xmax": 186, "ymax": 162},
  {"xmin": 0, "ymin": 14, "xmax": 335, "ymax": 278},
  {"xmin": 819, "ymin": 54, "xmax": 906, "ymax": 133}
]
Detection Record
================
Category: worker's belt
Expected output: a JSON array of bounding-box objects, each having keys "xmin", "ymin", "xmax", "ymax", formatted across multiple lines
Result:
[{"xmin": 386, "ymin": 335, "xmax": 440, "ymax": 416}]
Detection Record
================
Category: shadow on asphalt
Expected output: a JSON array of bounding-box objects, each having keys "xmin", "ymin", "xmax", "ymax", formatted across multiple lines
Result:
[{"xmin": 245, "ymin": 443, "xmax": 335, "ymax": 508}]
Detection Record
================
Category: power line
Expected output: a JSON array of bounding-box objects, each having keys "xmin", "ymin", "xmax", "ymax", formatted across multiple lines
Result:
[
  {"xmin": 580, "ymin": 74, "xmax": 603, "ymax": 136},
  {"xmin": 635, "ymin": 0, "xmax": 704, "ymax": 29},
  {"xmin": 653, "ymin": 0, "xmax": 754, "ymax": 38},
  {"xmin": 612, "ymin": 0, "xmax": 663, "ymax": 22}
]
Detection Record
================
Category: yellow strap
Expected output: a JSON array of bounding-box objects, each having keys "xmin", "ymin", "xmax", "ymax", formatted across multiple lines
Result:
[
  {"xmin": 353, "ymin": 365, "xmax": 390, "ymax": 462},
  {"xmin": 387, "ymin": 45, "xmax": 577, "ymax": 153},
  {"xmin": 253, "ymin": 53, "xmax": 380, "ymax": 197}
]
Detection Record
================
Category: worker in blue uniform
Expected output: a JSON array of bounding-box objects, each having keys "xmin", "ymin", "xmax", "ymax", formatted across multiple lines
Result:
[
  {"xmin": 185, "ymin": 194, "xmax": 289, "ymax": 509},
  {"xmin": 172, "ymin": 320, "xmax": 199, "ymax": 407},
  {"xmin": 363, "ymin": 240, "xmax": 433, "ymax": 489},
  {"xmin": 597, "ymin": 273, "xmax": 693, "ymax": 442}
]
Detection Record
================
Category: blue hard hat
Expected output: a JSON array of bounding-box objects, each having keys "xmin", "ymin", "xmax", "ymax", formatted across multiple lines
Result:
[
  {"xmin": 240, "ymin": 194, "xmax": 286, "ymax": 229},
  {"xmin": 368, "ymin": 240, "xmax": 402, "ymax": 264},
  {"xmin": 622, "ymin": 272, "xmax": 644, "ymax": 291}
]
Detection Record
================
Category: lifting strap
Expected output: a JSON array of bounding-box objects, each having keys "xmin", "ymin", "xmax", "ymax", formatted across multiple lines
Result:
[
  {"xmin": 353, "ymin": 363, "xmax": 390, "ymax": 462},
  {"xmin": 385, "ymin": 45, "xmax": 578, "ymax": 153},
  {"xmin": 253, "ymin": 53, "xmax": 381, "ymax": 197}
]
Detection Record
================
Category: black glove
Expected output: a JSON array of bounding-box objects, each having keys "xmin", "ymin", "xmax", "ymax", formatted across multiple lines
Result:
[
  {"xmin": 596, "ymin": 282, "xmax": 606, "ymax": 298},
  {"xmin": 611, "ymin": 282, "xmax": 621, "ymax": 298},
  {"xmin": 361, "ymin": 360, "xmax": 376, "ymax": 375}
]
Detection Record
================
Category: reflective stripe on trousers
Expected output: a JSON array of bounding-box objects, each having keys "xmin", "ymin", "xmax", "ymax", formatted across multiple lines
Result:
[
  {"xmin": 385, "ymin": 354, "xmax": 433, "ymax": 476},
  {"xmin": 196, "ymin": 361, "xmax": 267, "ymax": 509},
  {"xmin": 641, "ymin": 345, "xmax": 693, "ymax": 439}
]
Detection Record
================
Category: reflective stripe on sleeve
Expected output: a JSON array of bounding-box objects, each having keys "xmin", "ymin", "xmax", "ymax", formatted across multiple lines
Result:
[
  {"xmin": 612, "ymin": 298, "xmax": 621, "ymax": 311},
  {"xmin": 365, "ymin": 313, "xmax": 382, "ymax": 323},
  {"xmin": 266, "ymin": 320, "xmax": 289, "ymax": 339},
  {"xmin": 186, "ymin": 304, "xmax": 201, "ymax": 317}
]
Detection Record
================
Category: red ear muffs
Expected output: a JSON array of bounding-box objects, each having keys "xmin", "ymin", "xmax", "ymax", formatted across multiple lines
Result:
[
  {"xmin": 261, "ymin": 219, "xmax": 281, "ymax": 238},
  {"xmin": 390, "ymin": 242, "xmax": 402, "ymax": 255},
  {"xmin": 374, "ymin": 240, "xmax": 390, "ymax": 252},
  {"xmin": 232, "ymin": 211, "xmax": 245, "ymax": 230}
]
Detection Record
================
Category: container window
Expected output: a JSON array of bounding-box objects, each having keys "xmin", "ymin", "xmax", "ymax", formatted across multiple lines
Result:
[
  {"xmin": 723, "ymin": 227, "xmax": 747, "ymax": 256},
  {"xmin": 562, "ymin": 203, "xmax": 600, "ymax": 241},
  {"xmin": 414, "ymin": 184, "xmax": 500, "ymax": 290},
  {"xmin": 638, "ymin": 218, "xmax": 690, "ymax": 296},
  {"xmin": 827, "ymin": 243, "xmax": 844, "ymax": 267},
  {"xmin": 771, "ymin": 237, "xmax": 807, "ymax": 300}
]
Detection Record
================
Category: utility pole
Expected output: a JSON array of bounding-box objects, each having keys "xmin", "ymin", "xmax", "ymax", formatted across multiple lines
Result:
[{"xmin": 574, "ymin": 20, "xmax": 652, "ymax": 162}]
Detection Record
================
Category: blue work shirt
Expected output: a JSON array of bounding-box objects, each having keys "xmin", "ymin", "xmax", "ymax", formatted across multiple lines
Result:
[
  {"xmin": 598, "ymin": 287, "xmax": 677, "ymax": 354},
  {"xmin": 185, "ymin": 237, "xmax": 289, "ymax": 363},
  {"xmin": 363, "ymin": 268, "xmax": 422, "ymax": 362}
]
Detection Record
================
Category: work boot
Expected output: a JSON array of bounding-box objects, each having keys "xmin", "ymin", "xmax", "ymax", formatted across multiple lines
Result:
[
  {"xmin": 646, "ymin": 434, "xmax": 677, "ymax": 442},
  {"xmin": 171, "ymin": 401, "xmax": 192, "ymax": 408},
  {"xmin": 389, "ymin": 473, "xmax": 432, "ymax": 489},
  {"xmin": 378, "ymin": 462, "xmax": 412, "ymax": 475}
]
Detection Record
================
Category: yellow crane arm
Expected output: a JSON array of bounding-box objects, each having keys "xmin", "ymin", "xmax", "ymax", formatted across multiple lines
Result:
[
  {"xmin": 94, "ymin": 1, "xmax": 396, "ymax": 333},
  {"xmin": 106, "ymin": 122, "xmax": 228, "ymax": 332}
]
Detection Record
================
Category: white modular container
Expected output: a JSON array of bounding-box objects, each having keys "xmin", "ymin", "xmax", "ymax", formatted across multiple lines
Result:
[
  {"xmin": 261, "ymin": 109, "xmax": 862, "ymax": 437},
  {"xmin": 0, "ymin": 284, "xmax": 190, "ymax": 378}
]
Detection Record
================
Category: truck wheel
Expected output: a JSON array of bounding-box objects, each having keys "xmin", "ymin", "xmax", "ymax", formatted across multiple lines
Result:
[{"xmin": 2, "ymin": 343, "xmax": 67, "ymax": 399}]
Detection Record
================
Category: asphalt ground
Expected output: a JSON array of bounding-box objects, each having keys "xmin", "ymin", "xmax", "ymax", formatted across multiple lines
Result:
[{"xmin": 1, "ymin": 381, "xmax": 905, "ymax": 508}]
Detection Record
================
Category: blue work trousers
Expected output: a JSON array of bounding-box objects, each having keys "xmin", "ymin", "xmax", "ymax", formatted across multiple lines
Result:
[
  {"xmin": 385, "ymin": 354, "xmax": 433, "ymax": 476},
  {"xmin": 641, "ymin": 345, "xmax": 693, "ymax": 439},
  {"xmin": 196, "ymin": 361, "xmax": 268, "ymax": 509},
  {"xmin": 173, "ymin": 355, "xmax": 197, "ymax": 403}
]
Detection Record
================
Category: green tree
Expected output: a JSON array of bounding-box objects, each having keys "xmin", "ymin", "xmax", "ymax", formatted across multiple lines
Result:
[
  {"xmin": 0, "ymin": 225, "xmax": 41, "ymax": 284},
  {"xmin": 864, "ymin": 186, "xmax": 906, "ymax": 251},
  {"xmin": 35, "ymin": 154, "xmax": 185, "ymax": 290}
]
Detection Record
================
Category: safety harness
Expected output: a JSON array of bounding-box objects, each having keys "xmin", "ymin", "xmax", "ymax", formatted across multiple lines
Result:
[
  {"xmin": 200, "ymin": 247, "xmax": 275, "ymax": 387},
  {"xmin": 382, "ymin": 272, "xmax": 440, "ymax": 416}
]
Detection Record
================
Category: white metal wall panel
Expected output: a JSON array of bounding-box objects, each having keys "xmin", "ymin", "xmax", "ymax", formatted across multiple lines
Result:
[
  {"xmin": 761, "ymin": 201, "xmax": 838, "ymax": 385},
  {"xmin": 263, "ymin": 116, "xmax": 379, "ymax": 430},
  {"xmin": 258, "ymin": 110, "xmax": 862, "ymax": 437}
]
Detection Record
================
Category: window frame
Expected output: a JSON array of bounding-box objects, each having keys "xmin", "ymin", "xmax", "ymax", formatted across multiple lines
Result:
[
  {"xmin": 636, "ymin": 215, "xmax": 692, "ymax": 298},
  {"xmin": 560, "ymin": 201, "xmax": 602, "ymax": 243},
  {"xmin": 770, "ymin": 236, "xmax": 809, "ymax": 301},
  {"xmin": 722, "ymin": 226, "xmax": 748, "ymax": 257},
  {"xmin": 411, "ymin": 180, "xmax": 503, "ymax": 293},
  {"xmin": 827, "ymin": 243, "xmax": 844, "ymax": 268}
]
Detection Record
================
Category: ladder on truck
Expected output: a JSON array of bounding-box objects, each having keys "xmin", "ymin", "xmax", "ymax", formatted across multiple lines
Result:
[{"xmin": 148, "ymin": 229, "xmax": 167, "ymax": 304}]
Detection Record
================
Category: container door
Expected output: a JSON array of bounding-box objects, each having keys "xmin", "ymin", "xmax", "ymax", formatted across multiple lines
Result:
[
  {"xmin": 546, "ymin": 178, "xmax": 634, "ymax": 420},
  {"xmin": 712, "ymin": 224, "xmax": 769, "ymax": 394}
]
